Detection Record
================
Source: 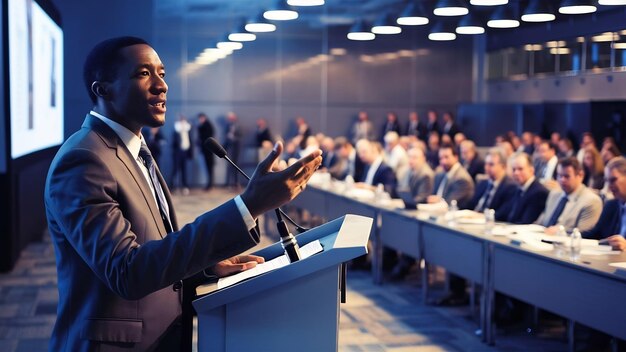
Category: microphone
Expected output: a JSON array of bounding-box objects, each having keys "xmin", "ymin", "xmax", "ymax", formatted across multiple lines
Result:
[{"xmin": 205, "ymin": 137, "xmax": 303, "ymax": 262}]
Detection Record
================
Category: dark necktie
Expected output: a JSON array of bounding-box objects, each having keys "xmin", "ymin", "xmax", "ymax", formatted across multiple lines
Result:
[
  {"xmin": 546, "ymin": 195, "xmax": 569, "ymax": 227},
  {"xmin": 139, "ymin": 143, "xmax": 173, "ymax": 233},
  {"xmin": 508, "ymin": 188, "xmax": 524, "ymax": 222},
  {"xmin": 477, "ymin": 181, "xmax": 494, "ymax": 212}
]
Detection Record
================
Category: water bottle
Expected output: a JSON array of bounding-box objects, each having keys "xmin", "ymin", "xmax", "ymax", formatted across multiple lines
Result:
[
  {"xmin": 375, "ymin": 183, "xmax": 384, "ymax": 202},
  {"xmin": 447, "ymin": 199, "xmax": 458, "ymax": 227},
  {"xmin": 484, "ymin": 208, "xmax": 495, "ymax": 235},
  {"xmin": 554, "ymin": 225, "xmax": 567, "ymax": 257},
  {"xmin": 570, "ymin": 228, "xmax": 582, "ymax": 262}
]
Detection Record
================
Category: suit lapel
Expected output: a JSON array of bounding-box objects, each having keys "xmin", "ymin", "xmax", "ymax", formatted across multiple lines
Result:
[{"xmin": 84, "ymin": 115, "xmax": 167, "ymax": 238}]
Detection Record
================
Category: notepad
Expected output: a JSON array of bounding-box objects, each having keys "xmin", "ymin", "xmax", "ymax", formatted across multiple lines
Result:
[{"xmin": 215, "ymin": 240, "xmax": 324, "ymax": 290}]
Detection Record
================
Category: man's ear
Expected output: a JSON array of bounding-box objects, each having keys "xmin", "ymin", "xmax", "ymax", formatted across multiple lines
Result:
[{"xmin": 91, "ymin": 81, "xmax": 109, "ymax": 99}]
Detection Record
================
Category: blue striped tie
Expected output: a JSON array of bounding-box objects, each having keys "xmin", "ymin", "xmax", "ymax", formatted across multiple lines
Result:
[
  {"xmin": 139, "ymin": 143, "xmax": 173, "ymax": 232},
  {"xmin": 546, "ymin": 195, "xmax": 569, "ymax": 227}
]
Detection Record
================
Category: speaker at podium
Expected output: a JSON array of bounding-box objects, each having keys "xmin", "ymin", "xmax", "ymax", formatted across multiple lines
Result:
[{"xmin": 192, "ymin": 214, "xmax": 372, "ymax": 352}]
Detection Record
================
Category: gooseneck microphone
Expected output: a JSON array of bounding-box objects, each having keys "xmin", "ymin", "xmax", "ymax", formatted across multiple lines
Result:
[{"xmin": 205, "ymin": 137, "xmax": 303, "ymax": 262}]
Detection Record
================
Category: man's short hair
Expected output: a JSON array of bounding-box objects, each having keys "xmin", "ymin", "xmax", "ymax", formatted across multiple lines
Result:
[
  {"xmin": 439, "ymin": 142, "xmax": 457, "ymax": 156},
  {"xmin": 460, "ymin": 140, "xmax": 476, "ymax": 151},
  {"xmin": 83, "ymin": 36, "xmax": 150, "ymax": 104},
  {"xmin": 487, "ymin": 147, "xmax": 507, "ymax": 166},
  {"xmin": 541, "ymin": 141, "xmax": 557, "ymax": 152},
  {"xmin": 512, "ymin": 152, "xmax": 533, "ymax": 167},
  {"xmin": 334, "ymin": 137, "xmax": 351, "ymax": 151},
  {"xmin": 607, "ymin": 156, "xmax": 626, "ymax": 176},
  {"xmin": 558, "ymin": 156, "xmax": 583, "ymax": 174}
]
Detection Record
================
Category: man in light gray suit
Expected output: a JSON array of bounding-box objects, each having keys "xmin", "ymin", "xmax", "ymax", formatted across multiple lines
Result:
[
  {"xmin": 536, "ymin": 157, "xmax": 602, "ymax": 234},
  {"xmin": 45, "ymin": 37, "xmax": 322, "ymax": 352},
  {"xmin": 428, "ymin": 143, "xmax": 475, "ymax": 209},
  {"xmin": 398, "ymin": 146, "xmax": 434, "ymax": 206}
]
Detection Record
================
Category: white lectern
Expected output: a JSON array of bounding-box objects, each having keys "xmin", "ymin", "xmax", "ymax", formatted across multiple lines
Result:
[{"xmin": 192, "ymin": 214, "xmax": 372, "ymax": 352}]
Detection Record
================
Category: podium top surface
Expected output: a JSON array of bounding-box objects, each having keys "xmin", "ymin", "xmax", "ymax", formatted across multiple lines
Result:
[{"xmin": 192, "ymin": 214, "xmax": 372, "ymax": 312}]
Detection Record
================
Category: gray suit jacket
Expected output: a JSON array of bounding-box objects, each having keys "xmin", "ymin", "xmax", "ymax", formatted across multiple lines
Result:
[
  {"xmin": 45, "ymin": 115, "xmax": 260, "ymax": 351},
  {"xmin": 433, "ymin": 163, "xmax": 475, "ymax": 208},
  {"xmin": 536, "ymin": 185, "xmax": 603, "ymax": 232},
  {"xmin": 401, "ymin": 164, "xmax": 435, "ymax": 204}
]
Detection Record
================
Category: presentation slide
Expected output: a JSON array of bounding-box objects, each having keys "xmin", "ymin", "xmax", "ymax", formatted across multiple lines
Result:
[{"xmin": 8, "ymin": 0, "xmax": 63, "ymax": 159}]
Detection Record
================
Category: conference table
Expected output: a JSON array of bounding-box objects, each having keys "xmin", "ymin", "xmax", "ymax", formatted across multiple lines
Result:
[{"xmin": 289, "ymin": 183, "xmax": 626, "ymax": 349}]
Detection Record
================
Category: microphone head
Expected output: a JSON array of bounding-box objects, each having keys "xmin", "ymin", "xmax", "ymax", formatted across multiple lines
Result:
[{"xmin": 204, "ymin": 137, "xmax": 227, "ymax": 158}]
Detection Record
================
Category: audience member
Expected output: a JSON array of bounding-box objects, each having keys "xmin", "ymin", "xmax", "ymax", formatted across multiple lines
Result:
[
  {"xmin": 426, "ymin": 110, "xmax": 439, "ymax": 135},
  {"xmin": 535, "ymin": 141, "xmax": 559, "ymax": 183},
  {"xmin": 384, "ymin": 131, "xmax": 409, "ymax": 182},
  {"xmin": 351, "ymin": 111, "xmax": 376, "ymax": 144},
  {"xmin": 460, "ymin": 140, "xmax": 485, "ymax": 181},
  {"xmin": 466, "ymin": 148, "xmax": 517, "ymax": 220},
  {"xmin": 330, "ymin": 137, "xmax": 364, "ymax": 181},
  {"xmin": 143, "ymin": 126, "xmax": 165, "ymax": 165},
  {"xmin": 197, "ymin": 113, "xmax": 215, "ymax": 190},
  {"xmin": 398, "ymin": 146, "xmax": 435, "ymax": 205},
  {"xmin": 505, "ymin": 152, "xmax": 549, "ymax": 224},
  {"xmin": 519, "ymin": 131, "xmax": 535, "ymax": 155},
  {"xmin": 320, "ymin": 137, "xmax": 338, "ymax": 170},
  {"xmin": 584, "ymin": 157, "xmax": 626, "ymax": 251},
  {"xmin": 550, "ymin": 131, "xmax": 561, "ymax": 145},
  {"xmin": 441, "ymin": 111, "xmax": 460, "ymax": 138},
  {"xmin": 582, "ymin": 146, "xmax": 605, "ymax": 191},
  {"xmin": 295, "ymin": 116, "xmax": 311, "ymax": 149},
  {"xmin": 426, "ymin": 131, "xmax": 440, "ymax": 169},
  {"xmin": 405, "ymin": 111, "xmax": 427, "ymax": 140},
  {"xmin": 428, "ymin": 143, "xmax": 474, "ymax": 208},
  {"xmin": 355, "ymin": 139, "xmax": 398, "ymax": 196},
  {"xmin": 601, "ymin": 144, "xmax": 621, "ymax": 164},
  {"xmin": 453, "ymin": 132, "xmax": 466, "ymax": 147},
  {"xmin": 558, "ymin": 138, "xmax": 574, "ymax": 158},
  {"xmin": 171, "ymin": 114, "xmax": 192, "ymax": 193},
  {"xmin": 381, "ymin": 112, "xmax": 401, "ymax": 141},
  {"xmin": 536, "ymin": 157, "xmax": 602, "ymax": 233},
  {"xmin": 255, "ymin": 118, "xmax": 272, "ymax": 147},
  {"xmin": 224, "ymin": 112, "xmax": 242, "ymax": 188},
  {"xmin": 577, "ymin": 132, "xmax": 596, "ymax": 163}
]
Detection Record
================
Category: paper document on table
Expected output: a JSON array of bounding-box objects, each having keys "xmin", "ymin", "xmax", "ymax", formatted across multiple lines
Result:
[
  {"xmin": 217, "ymin": 240, "xmax": 324, "ymax": 290},
  {"xmin": 581, "ymin": 248, "xmax": 621, "ymax": 256},
  {"xmin": 508, "ymin": 232, "xmax": 553, "ymax": 251}
]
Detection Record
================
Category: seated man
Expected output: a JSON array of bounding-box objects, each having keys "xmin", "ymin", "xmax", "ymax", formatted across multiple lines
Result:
[
  {"xmin": 505, "ymin": 152, "xmax": 549, "ymax": 224},
  {"xmin": 328, "ymin": 137, "xmax": 364, "ymax": 182},
  {"xmin": 428, "ymin": 143, "xmax": 474, "ymax": 209},
  {"xmin": 460, "ymin": 140, "xmax": 485, "ymax": 181},
  {"xmin": 466, "ymin": 147, "xmax": 517, "ymax": 221},
  {"xmin": 397, "ymin": 146, "xmax": 435, "ymax": 206},
  {"xmin": 535, "ymin": 140, "xmax": 559, "ymax": 184},
  {"xmin": 536, "ymin": 157, "xmax": 602, "ymax": 233},
  {"xmin": 355, "ymin": 139, "xmax": 397, "ymax": 197},
  {"xmin": 584, "ymin": 156, "xmax": 626, "ymax": 251},
  {"xmin": 390, "ymin": 146, "xmax": 434, "ymax": 280}
]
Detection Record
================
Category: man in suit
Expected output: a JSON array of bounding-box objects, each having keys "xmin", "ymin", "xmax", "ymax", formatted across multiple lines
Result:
[
  {"xmin": 506, "ymin": 152, "xmax": 549, "ymax": 224},
  {"xmin": 535, "ymin": 141, "xmax": 559, "ymax": 183},
  {"xmin": 426, "ymin": 110, "xmax": 439, "ymax": 136},
  {"xmin": 255, "ymin": 117, "xmax": 272, "ymax": 147},
  {"xmin": 459, "ymin": 140, "xmax": 485, "ymax": 181},
  {"xmin": 224, "ymin": 111, "xmax": 242, "ymax": 188},
  {"xmin": 405, "ymin": 111, "xmax": 427, "ymax": 141},
  {"xmin": 197, "ymin": 112, "xmax": 215, "ymax": 190},
  {"xmin": 466, "ymin": 148, "xmax": 517, "ymax": 221},
  {"xmin": 584, "ymin": 157, "xmax": 626, "ymax": 251},
  {"xmin": 171, "ymin": 114, "xmax": 192, "ymax": 193},
  {"xmin": 320, "ymin": 136, "xmax": 338, "ymax": 170},
  {"xmin": 428, "ymin": 143, "xmax": 475, "ymax": 209},
  {"xmin": 351, "ymin": 111, "xmax": 376, "ymax": 144},
  {"xmin": 355, "ymin": 139, "xmax": 397, "ymax": 197},
  {"xmin": 440, "ymin": 111, "xmax": 460, "ymax": 138},
  {"xmin": 536, "ymin": 157, "xmax": 602, "ymax": 233},
  {"xmin": 380, "ymin": 111, "xmax": 401, "ymax": 142},
  {"xmin": 329, "ymin": 137, "xmax": 364, "ymax": 181},
  {"xmin": 390, "ymin": 146, "xmax": 434, "ymax": 280},
  {"xmin": 44, "ymin": 36, "xmax": 322, "ymax": 352}
]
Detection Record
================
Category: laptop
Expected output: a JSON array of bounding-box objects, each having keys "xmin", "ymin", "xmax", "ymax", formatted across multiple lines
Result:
[{"xmin": 397, "ymin": 190, "xmax": 417, "ymax": 210}]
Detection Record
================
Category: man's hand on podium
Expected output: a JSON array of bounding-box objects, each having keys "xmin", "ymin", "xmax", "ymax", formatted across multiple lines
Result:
[{"xmin": 213, "ymin": 255, "xmax": 265, "ymax": 277}]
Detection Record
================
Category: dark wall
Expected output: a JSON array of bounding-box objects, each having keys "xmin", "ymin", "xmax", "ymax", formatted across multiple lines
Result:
[{"xmin": 155, "ymin": 20, "xmax": 474, "ymax": 185}]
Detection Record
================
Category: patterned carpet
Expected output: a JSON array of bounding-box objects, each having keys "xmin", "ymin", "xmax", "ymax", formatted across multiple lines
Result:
[{"xmin": 0, "ymin": 188, "xmax": 570, "ymax": 351}]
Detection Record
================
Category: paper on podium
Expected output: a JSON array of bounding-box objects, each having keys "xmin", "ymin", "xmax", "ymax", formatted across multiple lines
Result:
[{"xmin": 216, "ymin": 240, "xmax": 324, "ymax": 290}]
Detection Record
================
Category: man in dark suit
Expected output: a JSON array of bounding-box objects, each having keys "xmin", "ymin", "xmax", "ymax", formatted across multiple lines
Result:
[
  {"xmin": 466, "ymin": 148, "xmax": 517, "ymax": 221},
  {"xmin": 355, "ymin": 139, "xmax": 397, "ymax": 197},
  {"xmin": 224, "ymin": 111, "xmax": 242, "ymax": 188},
  {"xmin": 380, "ymin": 112, "xmax": 401, "ymax": 142},
  {"xmin": 459, "ymin": 140, "xmax": 485, "ymax": 181},
  {"xmin": 197, "ymin": 112, "xmax": 215, "ymax": 190},
  {"xmin": 584, "ymin": 156, "xmax": 626, "ymax": 251},
  {"xmin": 44, "ymin": 36, "xmax": 322, "ymax": 352},
  {"xmin": 405, "ymin": 111, "xmax": 427, "ymax": 141},
  {"xmin": 255, "ymin": 118, "xmax": 272, "ymax": 147},
  {"xmin": 505, "ymin": 152, "xmax": 549, "ymax": 224},
  {"xmin": 440, "ymin": 111, "xmax": 460, "ymax": 138},
  {"xmin": 329, "ymin": 137, "xmax": 364, "ymax": 181},
  {"xmin": 426, "ymin": 110, "xmax": 439, "ymax": 136}
]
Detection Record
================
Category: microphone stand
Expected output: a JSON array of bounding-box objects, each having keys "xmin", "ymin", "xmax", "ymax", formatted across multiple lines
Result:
[{"xmin": 220, "ymin": 153, "xmax": 302, "ymax": 262}]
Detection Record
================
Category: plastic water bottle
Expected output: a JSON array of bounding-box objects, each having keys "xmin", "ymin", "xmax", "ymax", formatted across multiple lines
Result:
[
  {"xmin": 448, "ymin": 199, "xmax": 458, "ymax": 227},
  {"xmin": 484, "ymin": 208, "xmax": 495, "ymax": 235},
  {"xmin": 570, "ymin": 228, "xmax": 582, "ymax": 262},
  {"xmin": 375, "ymin": 183, "xmax": 384, "ymax": 201},
  {"xmin": 554, "ymin": 225, "xmax": 567, "ymax": 257}
]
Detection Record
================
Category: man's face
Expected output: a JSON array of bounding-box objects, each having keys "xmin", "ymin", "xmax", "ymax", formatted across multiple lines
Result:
[
  {"xmin": 460, "ymin": 145, "xmax": 474, "ymax": 162},
  {"xmin": 557, "ymin": 165, "xmax": 582, "ymax": 194},
  {"xmin": 408, "ymin": 148, "xmax": 424, "ymax": 170},
  {"xmin": 438, "ymin": 148, "xmax": 457, "ymax": 172},
  {"xmin": 409, "ymin": 112, "xmax": 418, "ymax": 121},
  {"xmin": 107, "ymin": 44, "xmax": 167, "ymax": 130},
  {"xmin": 538, "ymin": 143, "xmax": 554, "ymax": 162},
  {"xmin": 606, "ymin": 168, "xmax": 626, "ymax": 202},
  {"xmin": 357, "ymin": 144, "xmax": 374, "ymax": 164},
  {"xmin": 485, "ymin": 154, "xmax": 503, "ymax": 181},
  {"xmin": 511, "ymin": 156, "xmax": 533, "ymax": 185}
]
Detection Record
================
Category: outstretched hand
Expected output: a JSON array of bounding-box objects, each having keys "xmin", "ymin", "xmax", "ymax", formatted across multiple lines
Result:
[
  {"xmin": 213, "ymin": 255, "xmax": 265, "ymax": 277},
  {"xmin": 241, "ymin": 142, "xmax": 322, "ymax": 218}
]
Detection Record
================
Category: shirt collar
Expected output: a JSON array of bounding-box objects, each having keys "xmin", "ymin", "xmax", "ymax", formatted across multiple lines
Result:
[
  {"xmin": 90, "ymin": 110, "xmax": 143, "ymax": 160},
  {"xmin": 522, "ymin": 176, "xmax": 536, "ymax": 192}
]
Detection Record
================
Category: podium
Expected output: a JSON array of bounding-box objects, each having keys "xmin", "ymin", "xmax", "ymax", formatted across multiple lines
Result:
[{"xmin": 192, "ymin": 214, "xmax": 372, "ymax": 352}]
